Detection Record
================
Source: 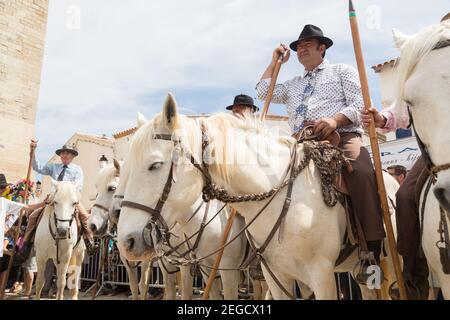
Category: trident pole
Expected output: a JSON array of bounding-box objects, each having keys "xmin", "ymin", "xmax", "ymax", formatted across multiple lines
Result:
[{"xmin": 348, "ymin": 0, "xmax": 407, "ymax": 300}]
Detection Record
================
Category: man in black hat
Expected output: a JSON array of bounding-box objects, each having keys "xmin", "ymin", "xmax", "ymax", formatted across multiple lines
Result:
[
  {"xmin": 226, "ymin": 94, "xmax": 259, "ymax": 117},
  {"xmin": 17, "ymin": 140, "xmax": 98, "ymax": 261},
  {"xmin": 256, "ymin": 24, "xmax": 385, "ymax": 283}
]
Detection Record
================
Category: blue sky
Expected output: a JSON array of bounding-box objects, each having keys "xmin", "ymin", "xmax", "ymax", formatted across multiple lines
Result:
[{"xmin": 34, "ymin": 0, "xmax": 449, "ymax": 163}]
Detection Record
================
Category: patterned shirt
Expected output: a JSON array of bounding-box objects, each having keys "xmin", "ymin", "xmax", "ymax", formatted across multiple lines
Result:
[
  {"xmin": 32, "ymin": 157, "xmax": 84, "ymax": 193},
  {"xmin": 256, "ymin": 59, "xmax": 364, "ymax": 134}
]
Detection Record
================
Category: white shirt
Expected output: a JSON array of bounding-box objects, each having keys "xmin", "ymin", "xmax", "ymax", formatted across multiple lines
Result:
[
  {"xmin": 0, "ymin": 197, "xmax": 25, "ymax": 257},
  {"xmin": 256, "ymin": 59, "xmax": 364, "ymax": 134}
]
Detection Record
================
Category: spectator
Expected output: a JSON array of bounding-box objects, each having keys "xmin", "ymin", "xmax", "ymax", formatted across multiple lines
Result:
[{"xmin": 387, "ymin": 165, "xmax": 407, "ymax": 185}]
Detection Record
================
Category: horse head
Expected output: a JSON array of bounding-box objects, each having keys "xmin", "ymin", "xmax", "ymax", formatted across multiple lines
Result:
[
  {"xmin": 89, "ymin": 160, "xmax": 121, "ymax": 236},
  {"xmin": 393, "ymin": 20, "xmax": 450, "ymax": 211},
  {"xmin": 116, "ymin": 94, "xmax": 203, "ymax": 261},
  {"xmin": 50, "ymin": 180, "xmax": 80, "ymax": 239}
]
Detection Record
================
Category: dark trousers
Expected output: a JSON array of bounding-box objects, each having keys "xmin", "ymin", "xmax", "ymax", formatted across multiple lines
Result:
[
  {"xmin": 395, "ymin": 156, "xmax": 427, "ymax": 273},
  {"xmin": 340, "ymin": 132, "xmax": 385, "ymax": 241}
]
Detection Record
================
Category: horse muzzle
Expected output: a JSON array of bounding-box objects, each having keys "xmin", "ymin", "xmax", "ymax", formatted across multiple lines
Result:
[{"xmin": 56, "ymin": 227, "xmax": 69, "ymax": 239}]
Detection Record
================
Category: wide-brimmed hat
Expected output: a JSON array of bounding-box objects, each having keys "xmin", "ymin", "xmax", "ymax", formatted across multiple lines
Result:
[
  {"xmin": 226, "ymin": 94, "xmax": 259, "ymax": 112},
  {"xmin": 289, "ymin": 24, "xmax": 333, "ymax": 51},
  {"xmin": 0, "ymin": 173, "xmax": 7, "ymax": 188},
  {"xmin": 55, "ymin": 144, "xmax": 78, "ymax": 157}
]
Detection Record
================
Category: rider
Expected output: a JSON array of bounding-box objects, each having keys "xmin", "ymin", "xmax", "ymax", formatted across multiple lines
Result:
[
  {"xmin": 226, "ymin": 94, "xmax": 259, "ymax": 117},
  {"xmin": 16, "ymin": 141, "xmax": 99, "ymax": 262},
  {"xmin": 256, "ymin": 24, "xmax": 385, "ymax": 283}
]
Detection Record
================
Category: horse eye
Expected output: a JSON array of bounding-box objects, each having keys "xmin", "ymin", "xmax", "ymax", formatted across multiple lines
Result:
[
  {"xmin": 73, "ymin": 202, "xmax": 79, "ymax": 206},
  {"xmin": 149, "ymin": 162, "xmax": 164, "ymax": 171},
  {"xmin": 108, "ymin": 186, "xmax": 116, "ymax": 192}
]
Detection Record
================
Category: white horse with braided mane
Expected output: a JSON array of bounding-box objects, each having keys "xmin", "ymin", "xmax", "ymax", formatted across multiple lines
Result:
[
  {"xmin": 115, "ymin": 112, "xmax": 255, "ymax": 300},
  {"xmin": 392, "ymin": 20, "xmax": 450, "ymax": 298},
  {"xmin": 88, "ymin": 160, "xmax": 152, "ymax": 300},
  {"xmin": 34, "ymin": 181, "xmax": 86, "ymax": 300},
  {"xmin": 116, "ymin": 94, "xmax": 400, "ymax": 300}
]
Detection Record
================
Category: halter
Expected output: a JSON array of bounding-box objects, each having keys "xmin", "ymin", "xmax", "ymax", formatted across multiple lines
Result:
[
  {"xmin": 47, "ymin": 201, "xmax": 81, "ymax": 264},
  {"xmin": 119, "ymin": 133, "xmax": 201, "ymax": 246},
  {"xmin": 406, "ymin": 39, "xmax": 450, "ymax": 176}
]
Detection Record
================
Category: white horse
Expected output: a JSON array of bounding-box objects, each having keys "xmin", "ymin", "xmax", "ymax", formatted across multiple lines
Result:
[
  {"xmin": 34, "ymin": 181, "xmax": 86, "ymax": 300},
  {"xmin": 116, "ymin": 112, "xmax": 249, "ymax": 300},
  {"xmin": 117, "ymin": 94, "xmax": 399, "ymax": 300},
  {"xmin": 88, "ymin": 160, "xmax": 151, "ymax": 300},
  {"xmin": 392, "ymin": 20, "xmax": 450, "ymax": 298}
]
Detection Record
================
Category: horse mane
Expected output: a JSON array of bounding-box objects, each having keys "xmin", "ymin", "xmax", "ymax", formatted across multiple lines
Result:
[
  {"xmin": 394, "ymin": 20, "xmax": 450, "ymax": 120},
  {"xmin": 205, "ymin": 113, "xmax": 295, "ymax": 183},
  {"xmin": 126, "ymin": 110, "xmax": 295, "ymax": 185}
]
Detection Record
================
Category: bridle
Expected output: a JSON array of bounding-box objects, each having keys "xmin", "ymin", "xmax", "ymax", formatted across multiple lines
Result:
[
  {"xmin": 119, "ymin": 132, "xmax": 207, "ymax": 246},
  {"xmin": 406, "ymin": 39, "xmax": 450, "ymax": 176},
  {"xmin": 47, "ymin": 200, "xmax": 81, "ymax": 264}
]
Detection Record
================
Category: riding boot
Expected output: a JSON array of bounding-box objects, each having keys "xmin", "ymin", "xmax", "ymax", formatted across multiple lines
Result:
[
  {"xmin": 355, "ymin": 240, "xmax": 384, "ymax": 285},
  {"xmin": 389, "ymin": 257, "xmax": 429, "ymax": 300}
]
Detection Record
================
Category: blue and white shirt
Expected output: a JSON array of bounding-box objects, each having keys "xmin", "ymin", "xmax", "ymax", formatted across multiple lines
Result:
[
  {"xmin": 256, "ymin": 59, "xmax": 364, "ymax": 134},
  {"xmin": 32, "ymin": 157, "xmax": 84, "ymax": 193}
]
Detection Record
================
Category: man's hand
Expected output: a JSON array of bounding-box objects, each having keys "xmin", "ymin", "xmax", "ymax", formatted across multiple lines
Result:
[
  {"xmin": 361, "ymin": 108, "xmax": 387, "ymax": 129},
  {"xmin": 314, "ymin": 118, "xmax": 337, "ymax": 140},
  {"xmin": 272, "ymin": 44, "xmax": 290, "ymax": 64},
  {"xmin": 30, "ymin": 139, "xmax": 38, "ymax": 151}
]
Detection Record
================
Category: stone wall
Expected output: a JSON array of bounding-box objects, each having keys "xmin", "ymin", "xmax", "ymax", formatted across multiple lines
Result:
[{"xmin": 0, "ymin": 0, "xmax": 49, "ymax": 182}]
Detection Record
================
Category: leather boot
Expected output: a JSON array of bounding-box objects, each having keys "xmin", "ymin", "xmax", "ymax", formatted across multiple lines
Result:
[{"xmin": 389, "ymin": 257, "xmax": 429, "ymax": 300}]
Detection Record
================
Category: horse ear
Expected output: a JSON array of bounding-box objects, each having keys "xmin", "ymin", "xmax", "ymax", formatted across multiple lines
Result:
[
  {"xmin": 392, "ymin": 28, "xmax": 411, "ymax": 49},
  {"xmin": 137, "ymin": 112, "xmax": 147, "ymax": 128},
  {"xmin": 162, "ymin": 93, "xmax": 178, "ymax": 131},
  {"xmin": 113, "ymin": 158, "xmax": 121, "ymax": 175}
]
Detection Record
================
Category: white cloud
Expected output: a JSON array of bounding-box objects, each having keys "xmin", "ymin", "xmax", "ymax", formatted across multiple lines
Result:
[{"xmin": 35, "ymin": 0, "xmax": 448, "ymax": 161}]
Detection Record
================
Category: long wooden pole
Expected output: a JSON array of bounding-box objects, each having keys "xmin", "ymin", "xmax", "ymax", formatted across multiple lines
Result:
[
  {"xmin": 203, "ymin": 52, "xmax": 284, "ymax": 300},
  {"xmin": 202, "ymin": 208, "xmax": 237, "ymax": 300},
  {"xmin": 0, "ymin": 146, "xmax": 35, "ymax": 300},
  {"xmin": 260, "ymin": 51, "xmax": 285, "ymax": 120},
  {"xmin": 348, "ymin": 0, "xmax": 406, "ymax": 300}
]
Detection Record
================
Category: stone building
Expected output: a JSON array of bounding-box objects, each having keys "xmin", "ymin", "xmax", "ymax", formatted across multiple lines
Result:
[{"xmin": 0, "ymin": 0, "xmax": 49, "ymax": 182}]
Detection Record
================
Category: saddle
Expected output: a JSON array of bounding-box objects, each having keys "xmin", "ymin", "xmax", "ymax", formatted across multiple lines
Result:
[{"xmin": 293, "ymin": 125, "xmax": 352, "ymax": 195}]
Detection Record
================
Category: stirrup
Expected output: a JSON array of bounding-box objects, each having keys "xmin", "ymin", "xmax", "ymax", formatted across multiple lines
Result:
[{"xmin": 353, "ymin": 251, "xmax": 384, "ymax": 286}]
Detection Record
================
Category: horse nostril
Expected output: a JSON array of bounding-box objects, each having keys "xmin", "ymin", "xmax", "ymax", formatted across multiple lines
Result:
[
  {"xmin": 126, "ymin": 237, "xmax": 135, "ymax": 250},
  {"xmin": 90, "ymin": 223, "xmax": 97, "ymax": 233}
]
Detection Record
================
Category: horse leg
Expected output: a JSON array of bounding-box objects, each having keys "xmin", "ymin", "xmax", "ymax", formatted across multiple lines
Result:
[
  {"xmin": 306, "ymin": 261, "xmax": 337, "ymax": 300},
  {"xmin": 160, "ymin": 265, "xmax": 177, "ymax": 300},
  {"xmin": 34, "ymin": 255, "xmax": 47, "ymax": 300},
  {"xmin": 220, "ymin": 270, "xmax": 239, "ymax": 300},
  {"xmin": 122, "ymin": 256, "xmax": 139, "ymax": 300},
  {"xmin": 139, "ymin": 260, "xmax": 151, "ymax": 300},
  {"xmin": 180, "ymin": 265, "xmax": 193, "ymax": 300},
  {"xmin": 55, "ymin": 261, "xmax": 70, "ymax": 300},
  {"xmin": 260, "ymin": 264, "xmax": 294, "ymax": 300},
  {"xmin": 252, "ymin": 279, "xmax": 262, "ymax": 300},
  {"xmin": 68, "ymin": 254, "xmax": 81, "ymax": 300},
  {"xmin": 297, "ymin": 280, "xmax": 314, "ymax": 299}
]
